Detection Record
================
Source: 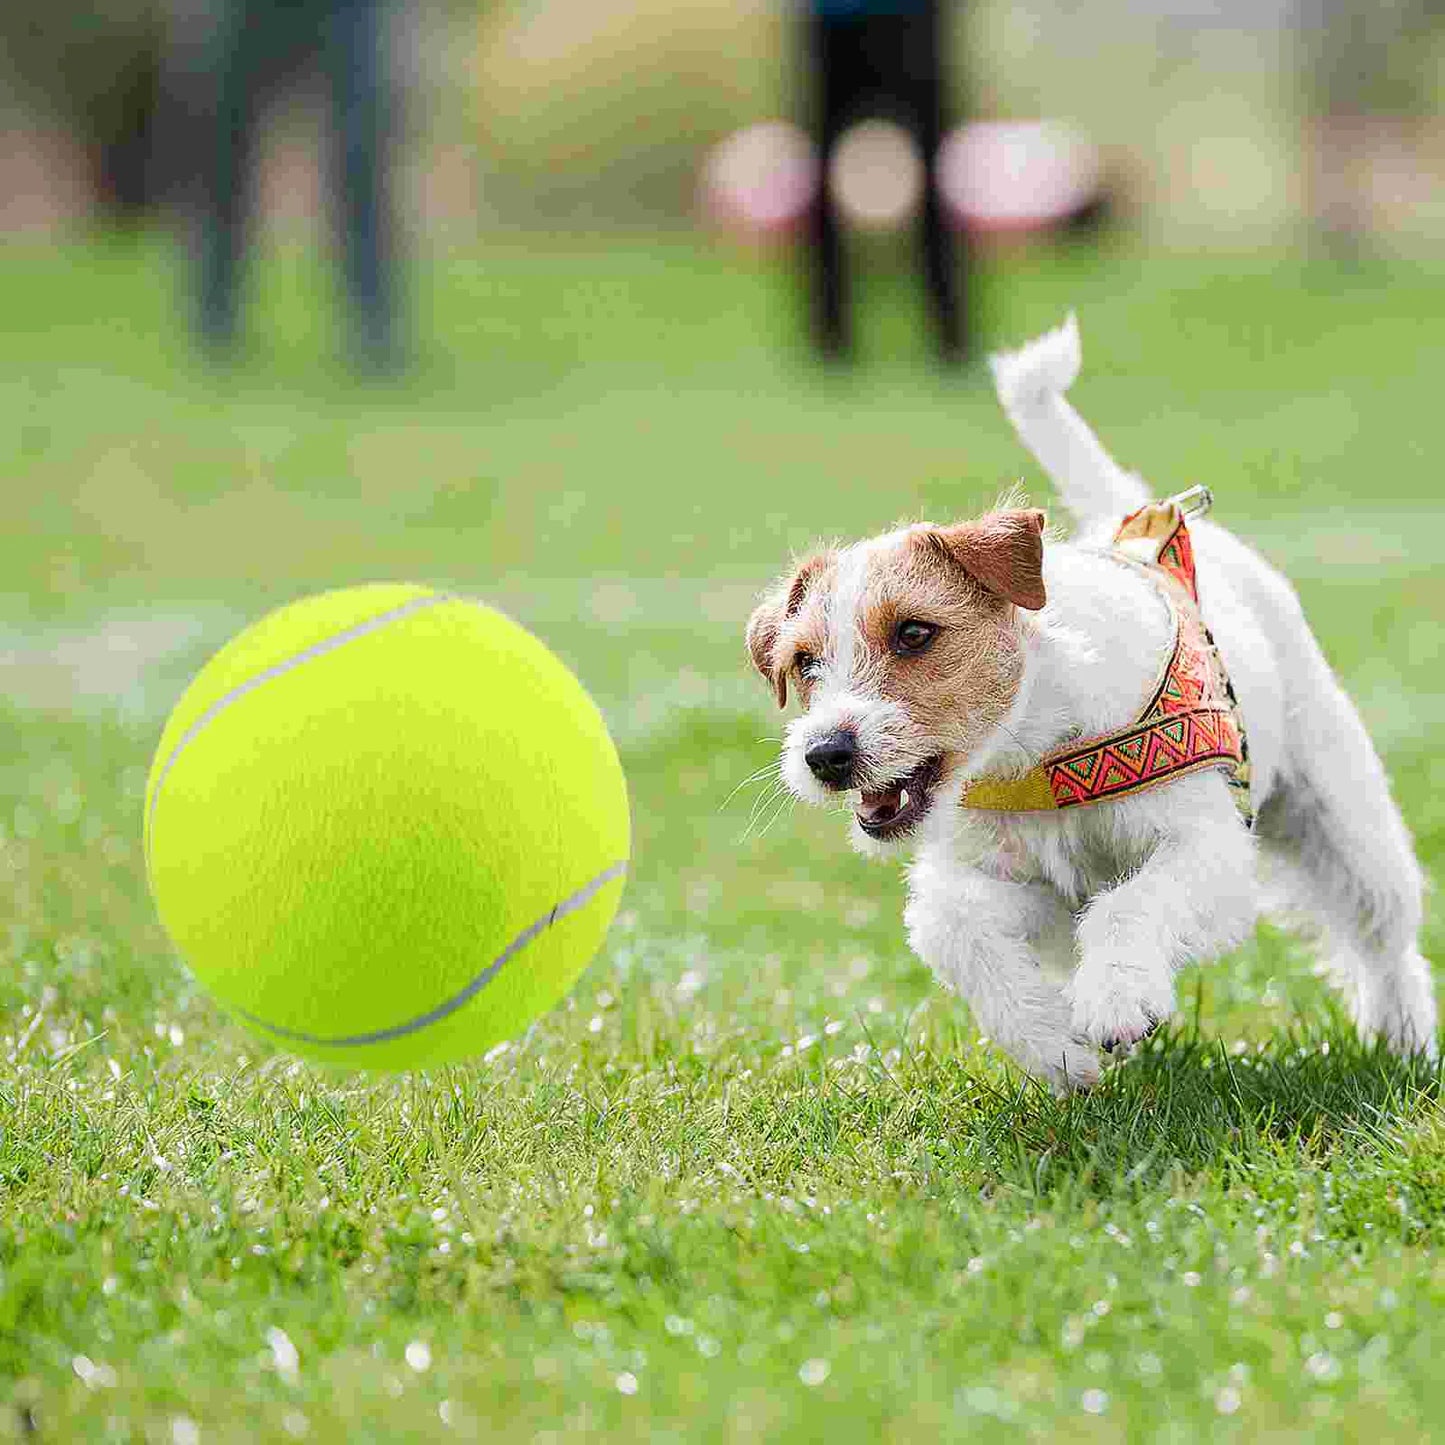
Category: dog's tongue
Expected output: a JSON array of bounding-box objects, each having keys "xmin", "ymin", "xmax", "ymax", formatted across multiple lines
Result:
[{"xmin": 858, "ymin": 786, "xmax": 904, "ymax": 825}]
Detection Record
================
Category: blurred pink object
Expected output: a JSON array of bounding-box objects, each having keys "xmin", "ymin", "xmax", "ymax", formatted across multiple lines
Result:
[
  {"xmin": 700, "ymin": 121, "xmax": 820, "ymax": 243},
  {"xmin": 828, "ymin": 119, "xmax": 924, "ymax": 231},
  {"xmin": 938, "ymin": 120, "xmax": 1102, "ymax": 235}
]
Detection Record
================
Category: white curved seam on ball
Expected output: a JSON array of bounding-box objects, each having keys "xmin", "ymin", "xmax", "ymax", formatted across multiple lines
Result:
[
  {"xmin": 145, "ymin": 591, "xmax": 453, "ymax": 855},
  {"xmin": 231, "ymin": 858, "xmax": 629, "ymax": 1047}
]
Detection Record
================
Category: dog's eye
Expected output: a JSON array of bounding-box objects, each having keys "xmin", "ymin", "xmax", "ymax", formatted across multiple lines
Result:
[
  {"xmin": 893, "ymin": 620, "xmax": 938, "ymax": 655},
  {"xmin": 794, "ymin": 650, "xmax": 819, "ymax": 680}
]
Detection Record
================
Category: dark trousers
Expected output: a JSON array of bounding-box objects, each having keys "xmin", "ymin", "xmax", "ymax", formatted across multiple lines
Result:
[
  {"xmin": 196, "ymin": 0, "xmax": 394, "ymax": 366},
  {"xmin": 805, "ymin": 7, "xmax": 965, "ymax": 362}
]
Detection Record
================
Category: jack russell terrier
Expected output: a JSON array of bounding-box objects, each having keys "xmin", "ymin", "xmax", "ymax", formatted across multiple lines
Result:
[{"xmin": 745, "ymin": 314, "xmax": 1436, "ymax": 1090}]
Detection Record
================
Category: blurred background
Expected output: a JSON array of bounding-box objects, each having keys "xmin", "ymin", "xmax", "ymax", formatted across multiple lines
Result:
[{"xmin": 4, "ymin": 0, "xmax": 1443, "ymax": 266}]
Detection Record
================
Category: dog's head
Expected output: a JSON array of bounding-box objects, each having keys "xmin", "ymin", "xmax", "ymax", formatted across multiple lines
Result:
[{"xmin": 745, "ymin": 509, "xmax": 1047, "ymax": 849}]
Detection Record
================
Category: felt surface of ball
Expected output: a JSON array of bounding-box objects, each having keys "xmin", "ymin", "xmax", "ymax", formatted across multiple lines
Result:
[{"xmin": 143, "ymin": 584, "xmax": 630, "ymax": 1070}]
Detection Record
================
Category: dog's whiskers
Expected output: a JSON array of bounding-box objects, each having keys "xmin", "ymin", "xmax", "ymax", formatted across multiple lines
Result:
[
  {"xmin": 738, "ymin": 776, "xmax": 792, "ymax": 842},
  {"xmin": 721, "ymin": 758, "xmax": 784, "ymax": 812},
  {"xmin": 744, "ymin": 786, "xmax": 796, "ymax": 842}
]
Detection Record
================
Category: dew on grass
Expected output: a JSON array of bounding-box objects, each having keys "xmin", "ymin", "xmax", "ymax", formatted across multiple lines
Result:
[
  {"xmin": 405, "ymin": 1341, "xmax": 431, "ymax": 1372},
  {"xmin": 72, "ymin": 1355, "xmax": 117, "ymax": 1388},
  {"xmin": 438, "ymin": 1401, "xmax": 454, "ymax": 1426},
  {"xmin": 1080, "ymin": 1389, "xmax": 1108, "ymax": 1415},
  {"xmin": 616, "ymin": 1372, "xmax": 639, "ymax": 1395},
  {"xmin": 171, "ymin": 1419, "xmax": 200, "ymax": 1445},
  {"xmin": 1183, "ymin": 1272, "xmax": 1202, "ymax": 1287},
  {"xmin": 265, "ymin": 1328, "xmax": 299, "ymax": 1383},
  {"xmin": 1325, "ymin": 1312, "xmax": 1343, "ymax": 1329},
  {"xmin": 1215, "ymin": 1386, "xmax": 1242, "ymax": 1415},
  {"xmin": 1304, "ymin": 1352, "xmax": 1338, "ymax": 1381},
  {"xmin": 281, "ymin": 1411, "xmax": 308, "ymax": 1438},
  {"xmin": 798, "ymin": 1359, "xmax": 830, "ymax": 1387}
]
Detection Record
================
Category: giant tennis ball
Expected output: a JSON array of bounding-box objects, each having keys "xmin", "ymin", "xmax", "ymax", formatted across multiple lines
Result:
[{"xmin": 143, "ymin": 584, "xmax": 629, "ymax": 1069}]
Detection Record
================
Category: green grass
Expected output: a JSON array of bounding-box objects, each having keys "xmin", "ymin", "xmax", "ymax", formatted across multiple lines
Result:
[{"xmin": 3, "ymin": 230, "xmax": 1444, "ymax": 1442}]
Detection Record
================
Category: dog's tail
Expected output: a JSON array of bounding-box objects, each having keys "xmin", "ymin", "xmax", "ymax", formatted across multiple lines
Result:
[{"xmin": 989, "ymin": 313, "xmax": 1151, "ymax": 525}]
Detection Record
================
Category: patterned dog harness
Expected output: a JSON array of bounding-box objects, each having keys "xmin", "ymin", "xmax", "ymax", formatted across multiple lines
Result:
[{"xmin": 961, "ymin": 487, "xmax": 1254, "ymax": 826}]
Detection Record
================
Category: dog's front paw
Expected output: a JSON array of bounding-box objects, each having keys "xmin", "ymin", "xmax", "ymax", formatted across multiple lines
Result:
[
  {"xmin": 1045, "ymin": 1042, "xmax": 1104, "ymax": 1095},
  {"xmin": 1009, "ymin": 1030, "xmax": 1103, "ymax": 1095},
  {"xmin": 1067, "ymin": 960, "xmax": 1172, "ymax": 1053}
]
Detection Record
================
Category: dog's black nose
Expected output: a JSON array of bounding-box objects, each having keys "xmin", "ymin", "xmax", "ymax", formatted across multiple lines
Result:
[{"xmin": 806, "ymin": 730, "xmax": 858, "ymax": 787}]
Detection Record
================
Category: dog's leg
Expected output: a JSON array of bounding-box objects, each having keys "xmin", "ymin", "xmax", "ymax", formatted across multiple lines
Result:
[
  {"xmin": 1255, "ymin": 678, "xmax": 1437, "ymax": 1058},
  {"xmin": 905, "ymin": 857, "xmax": 1100, "ymax": 1091},
  {"xmin": 1068, "ymin": 798, "xmax": 1257, "ymax": 1049}
]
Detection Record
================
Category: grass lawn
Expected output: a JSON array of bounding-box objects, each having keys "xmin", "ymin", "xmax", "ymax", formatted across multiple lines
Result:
[{"xmin": 3, "ymin": 230, "xmax": 1444, "ymax": 1443}]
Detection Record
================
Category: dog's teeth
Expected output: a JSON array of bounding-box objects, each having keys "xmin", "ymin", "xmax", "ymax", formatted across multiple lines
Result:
[{"xmin": 900, "ymin": 789, "xmax": 910, "ymax": 809}]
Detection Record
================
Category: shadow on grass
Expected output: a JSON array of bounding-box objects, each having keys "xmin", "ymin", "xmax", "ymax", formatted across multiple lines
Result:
[{"xmin": 960, "ymin": 1025, "xmax": 1442, "ymax": 1197}]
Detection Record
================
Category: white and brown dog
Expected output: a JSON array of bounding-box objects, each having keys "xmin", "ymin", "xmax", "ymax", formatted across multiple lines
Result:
[{"xmin": 746, "ymin": 315, "xmax": 1437, "ymax": 1090}]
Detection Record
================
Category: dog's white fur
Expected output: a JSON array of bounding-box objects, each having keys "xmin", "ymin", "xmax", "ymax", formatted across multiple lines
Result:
[{"xmin": 770, "ymin": 314, "xmax": 1437, "ymax": 1090}]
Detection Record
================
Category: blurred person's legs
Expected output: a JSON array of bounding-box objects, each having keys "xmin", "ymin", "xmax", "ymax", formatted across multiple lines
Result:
[
  {"xmin": 808, "ymin": 13, "xmax": 859, "ymax": 360},
  {"xmin": 197, "ymin": 0, "xmax": 264, "ymax": 352},
  {"xmin": 804, "ymin": 2, "xmax": 966, "ymax": 365},
  {"xmin": 901, "ymin": 4, "xmax": 964, "ymax": 363},
  {"xmin": 190, "ymin": 0, "xmax": 400, "ymax": 369},
  {"xmin": 321, "ymin": 0, "xmax": 398, "ymax": 371}
]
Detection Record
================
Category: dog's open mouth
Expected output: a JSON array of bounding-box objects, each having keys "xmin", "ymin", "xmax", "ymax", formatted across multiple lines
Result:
[{"xmin": 856, "ymin": 756, "xmax": 945, "ymax": 840}]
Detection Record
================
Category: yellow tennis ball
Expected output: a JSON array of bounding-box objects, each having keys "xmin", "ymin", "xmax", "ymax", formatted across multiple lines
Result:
[{"xmin": 143, "ymin": 583, "xmax": 629, "ymax": 1069}]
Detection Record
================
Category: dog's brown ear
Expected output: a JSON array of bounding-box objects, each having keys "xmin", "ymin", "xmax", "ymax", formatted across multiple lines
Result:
[
  {"xmin": 919, "ymin": 508, "xmax": 1047, "ymax": 610},
  {"xmin": 745, "ymin": 552, "xmax": 831, "ymax": 708},
  {"xmin": 746, "ymin": 598, "xmax": 788, "ymax": 707}
]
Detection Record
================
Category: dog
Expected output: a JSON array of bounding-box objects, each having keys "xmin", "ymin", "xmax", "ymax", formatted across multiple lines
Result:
[{"xmin": 745, "ymin": 314, "xmax": 1437, "ymax": 1090}]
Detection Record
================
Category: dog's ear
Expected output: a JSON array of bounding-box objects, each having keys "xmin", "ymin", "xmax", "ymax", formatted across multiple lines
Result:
[
  {"xmin": 745, "ymin": 598, "xmax": 788, "ymax": 707},
  {"xmin": 918, "ymin": 508, "xmax": 1047, "ymax": 611},
  {"xmin": 745, "ymin": 552, "xmax": 831, "ymax": 708}
]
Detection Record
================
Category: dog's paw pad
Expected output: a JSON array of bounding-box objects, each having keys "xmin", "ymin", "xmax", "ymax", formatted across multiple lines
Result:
[
  {"xmin": 1067, "ymin": 976, "xmax": 1169, "ymax": 1053},
  {"xmin": 1101, "ymin": 1017, "xmax": 1161, "ymax": 1055}
]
